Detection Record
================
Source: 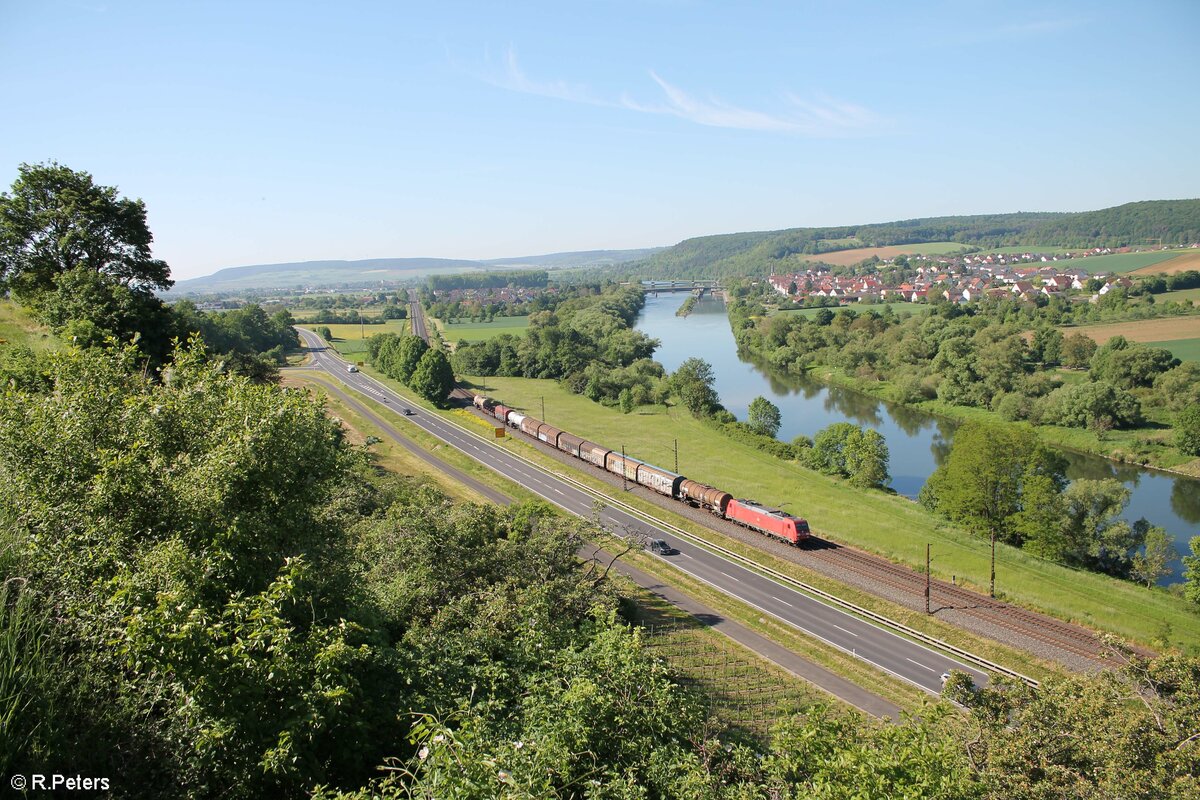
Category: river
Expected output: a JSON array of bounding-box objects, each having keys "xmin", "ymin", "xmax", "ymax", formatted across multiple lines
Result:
[{"xmin": 636, "ymin": 292, "xmax": 1200, "ymax": 583}]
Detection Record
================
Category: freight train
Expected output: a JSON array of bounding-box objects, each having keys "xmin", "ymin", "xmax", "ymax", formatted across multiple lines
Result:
[{"xmin": 472, "ymin": 394, "xmax": 811, "ymax": 546}]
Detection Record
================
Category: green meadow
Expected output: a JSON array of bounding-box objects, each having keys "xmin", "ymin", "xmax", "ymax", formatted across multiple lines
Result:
[
  {"xmin": 1069, "ymin": 250, "xmax": 1191, "ymax": 274},
  {"xmin": 463, "ymin": 373, "xmax": 1200, "ymax": 652},
  {"xmin": 1159, "ymin": 337, "xmax": 1200, "ymax": 362},
  {"xmin": 433, "ymin": 315, "xmax": 531, "ymax": 342}
]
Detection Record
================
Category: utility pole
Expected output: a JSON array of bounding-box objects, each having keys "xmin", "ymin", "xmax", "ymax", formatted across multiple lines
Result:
[
  {"xmin": 674, "ymin": 438, "xmax": 678, "ymax": 473},
  {"xmin": 621, "ymin": 445, "xmax": 628, "ymax": 492},
  {"xmin": 990, "ymin": 531, "xmax": 996, "ymax": 599},
  {"xmin": 360, "ymin": 307, "xmax": 364, "ymax": 339},
  {"xmin": 925, "ymin": 543, "xmax": 931, "ymax": 615},
  {"xmin": 541, "ymin": 396, "xmax": 545, "ymax": 422}
]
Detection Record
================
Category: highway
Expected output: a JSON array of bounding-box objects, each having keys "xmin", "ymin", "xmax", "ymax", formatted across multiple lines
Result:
[{"xmin": 296, "ymin": 326, "xmax": 989, "ymax": 696}]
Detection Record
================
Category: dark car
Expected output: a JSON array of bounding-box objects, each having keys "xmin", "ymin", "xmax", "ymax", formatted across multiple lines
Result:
[
  {"xmin": 402, "ymin": 408, "xmax": 414, "ymax": 416},
  {"xmin": 648, "ymin": 539, "xmax": 678, "ymax": 556}
]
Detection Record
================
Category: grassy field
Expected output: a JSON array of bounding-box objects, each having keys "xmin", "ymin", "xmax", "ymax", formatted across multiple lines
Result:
[
  {"xmin": 1158, "ymin": 287, "xmax": 1200, "ymax": 304},
  {"xmin": 776, "ymin": 302, "xmax": 926, "ymax": 319},
  {"xmin": 462, "ymin": 374, "xmax": 1200, "ymax": 652},
  {"xmin": 1067, "ymin": 250, "xmax": 1193, "ymax": 274},
  {"xmin": 1131, "ymin": 252, "xmax": 1200, "ymax": 276},
  {"xmin": 800, "ymin": 242, "xmax": 966, "ymax": 266},
  {"xmin": 1157, "ymin": 337, "xmax": 1200, "ymax": 362},
  {"xmin": 0, "ymin": 300, "xmax": 55, "ymax": 352},
  {"xmin": 432, "ymin": 315, "xmax": 530, "ymax": 342},
  {"xmin": 987, "ymin": 246, "xmax": 1075, "ymax": 255},
  {"xmin": 1061, "ymin": 316, "xmax": 1200, "ymax": 345},
  {"xmin": 297, "ymin": 320, "xmax": 412, "ymax": 356}
]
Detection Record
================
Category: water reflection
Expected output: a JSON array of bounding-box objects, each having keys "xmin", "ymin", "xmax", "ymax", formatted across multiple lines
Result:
[
  {"xmin": 1172, "ymin": 481, "xmax": 1200, "ymax": 526},
  {"xmin": 635, "ymin": 292, "xmax": 1200, "ymax": 582}
]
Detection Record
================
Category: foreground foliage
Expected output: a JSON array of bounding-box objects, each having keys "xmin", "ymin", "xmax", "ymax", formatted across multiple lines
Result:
[{"xmin": 3, "ymin": 340, "xmax": 1199, "ymax": 798}]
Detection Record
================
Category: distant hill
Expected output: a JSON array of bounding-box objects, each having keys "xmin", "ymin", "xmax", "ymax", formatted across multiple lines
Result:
[
  {"xmin": 634, "ymin": 199, "xmax": 1200, "ymax": 279},
  {"xmin": 169, "ymin": 248, "xmax": 661, "ymax": 294},
  {"xmin": 168, "ymin": 258, "xmax": 488, "ymax": 294},
  {"xmin": 482, "ymin": 248, "xmax": 664, "ymax": 269}
]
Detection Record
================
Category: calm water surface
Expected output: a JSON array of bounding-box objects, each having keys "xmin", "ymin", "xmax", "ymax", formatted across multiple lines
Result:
[{"xmin": 636, "ymin": 293, "xmax": 1200, "ymax": 582}]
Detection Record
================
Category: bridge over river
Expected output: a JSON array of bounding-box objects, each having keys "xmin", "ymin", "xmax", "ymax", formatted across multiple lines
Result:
[{"xmin": 636, "ymin": 280, "xmax": 723, "ymax": 296}]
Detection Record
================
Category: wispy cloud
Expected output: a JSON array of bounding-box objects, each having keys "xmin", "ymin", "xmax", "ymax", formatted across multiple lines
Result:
[{"xmin": 482, "ymin": 48, "xmax": 886, "ymax": 137}]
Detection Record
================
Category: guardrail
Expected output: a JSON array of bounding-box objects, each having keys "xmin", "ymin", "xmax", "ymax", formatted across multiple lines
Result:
[{"xmin": 300, "ymin": 329, "xmax": 1039, "ymax": 688}]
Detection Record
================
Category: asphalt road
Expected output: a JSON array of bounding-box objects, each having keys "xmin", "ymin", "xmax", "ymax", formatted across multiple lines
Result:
[
  {"xmin": 295, "ymin": 327, "xmax": 989, "ymax": 696},
  {"xmin": 406, "ymin": 288, "xmax": 428, "ymax": 339}
]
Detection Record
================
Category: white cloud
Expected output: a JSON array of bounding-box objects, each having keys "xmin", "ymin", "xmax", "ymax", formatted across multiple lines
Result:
[{"xmin": 482, "ymin": 48, "xmax": 886, "ymax": 137}]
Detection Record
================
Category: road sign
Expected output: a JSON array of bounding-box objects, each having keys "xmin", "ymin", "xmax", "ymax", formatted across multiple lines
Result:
[{"xmin": 495, "ymin": 427, "xmax": 506, "ymax": 438}]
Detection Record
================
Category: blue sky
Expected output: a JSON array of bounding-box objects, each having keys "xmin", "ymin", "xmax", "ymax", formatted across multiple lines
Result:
[{"xmin": 2, "ymin": 1, "xmax": 1198, "ymax": 280}]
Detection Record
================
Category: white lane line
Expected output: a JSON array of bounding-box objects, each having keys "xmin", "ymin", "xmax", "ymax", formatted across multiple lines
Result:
[
  {"xmin": 906, "ymin": 657, "xmax": 937, "ymax": 672},
  {"xmin": 773, "ymin": 597, "xmax": 795, "ymax": 608},
  {"xmin": 833, "ymin": 624, "xmax": 859, "ymax": 637},
  {"xmin": 679, "ymin": 552, "xmax": 694, "ymax": 559},
  {"xmin": 719, "ymin": 571, "xmax": 741, "ymax": 582}
]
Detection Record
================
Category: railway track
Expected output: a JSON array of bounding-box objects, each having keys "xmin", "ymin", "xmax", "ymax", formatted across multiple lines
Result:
[
  {"xmin": 460, "ymin": 400, "xmax": 1148, "ymax": 669},
  {"xmin": 802, "ymin": 539, "xmax": 1137, "ymax": 666}
]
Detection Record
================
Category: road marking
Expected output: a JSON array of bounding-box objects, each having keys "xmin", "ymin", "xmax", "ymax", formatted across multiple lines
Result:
[
  {"xmin": 719, "ymin": 571, "xmax": 741, "ymax": 582},
  {"xmin": 906, "ymin": 657, "xmax": 936, "ymax": 672},
  {"xmin": 679, "ymin": 552, "xmax": 693, "ymax": 559},
  {"xmin": 773, "ymin": 596, "xmax": 794, "ymax": 608},
  {"xmin": 833, "ymin": 624, "xmax": 859, "ymax": 637}
]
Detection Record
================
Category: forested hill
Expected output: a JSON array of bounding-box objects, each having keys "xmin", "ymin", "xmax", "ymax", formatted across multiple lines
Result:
[{"xmin": 635, "ymin": 199, "xmax": 1200, "ymax": 279}]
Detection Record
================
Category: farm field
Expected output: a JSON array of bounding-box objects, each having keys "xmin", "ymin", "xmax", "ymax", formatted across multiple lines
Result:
[
  {"xmin": 986, "ymin": 246, "xmax": 1075, "ymax": 255},
  {"xmin": 1061, "ymin": 316, "xmax": 1200, "ymax": 346},
  {"xmin": 1158, "ymin": 287, "xmax": 1200, "ymax": 304},
  {"xmin": 1131, "ymin": 252, "xmax": 1200, "ymax": 275},
  {"xmin": 297, "ymin": 319, "xmax": 412, "ymax": 356},
  {"xmin": 798, "ymin": 241, "xmax": 966, "ymax": 266},
  {"xmin": 1067, "ymin": 250, "xmax": 1192, "ymax": 274},
  {"xmin": 433, "ymin": 315, "xmax": 530, "ymax": 342},
  {"xmin": 461, "ymin": 373, "xmax": 1200, "ymax": 650},
  {"xmin": 1157, "ymin": 337, "xmax": 1200, "ymax": 362},
  {"xmin": 776, "ymin": 302, "xmax": 926, "ymax": 319}
]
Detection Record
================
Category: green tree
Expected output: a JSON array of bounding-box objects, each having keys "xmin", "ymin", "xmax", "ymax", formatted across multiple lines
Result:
[
  {"xmin": 1176, "ymin": 406, "xmax": 1200, "ymax": 456},
  {"xmin": 618, "ymin": 387, "xmax": 634, "ymax": 414},
  {"xmin": 1183, "ymin": 537, "xmax": 1200, "ymax": 606},
  {"xmin": 1060, "ymin": 479, "xmax": 1145, "ymax": 576},
  {"xmin": 921, "ymin": 421, "xmax": 1065, "ymax": 547},
  {"xmin": 1061, "ymin": 332, "xmax": 1097, "ymax": 369},
  {"xmin": 317, "ymin": 325, "xmax": 333, "ymax": 341},
  {"xmin": 669, "ymin": 357, "xmax": 720, "ymax": 416},
  {"xmin": 1130, "ymin": 526, "xmax": 1178, "ymax": 588},
  {"xmin": 394, "ymin": 334, "xmax": 429, "ymax": 383},
  {"xmin": 844, "ymin": 427, "xmax": 890, "ymax": 489},
  {"xmin": 0, "ymin": 162, "xmax": 172, "ymax": 296},
  {"xmin": 409, "ymin": 347, "xmax": 454, "ymax": 405},
  {"xmin": 1012, "ymin": 470, "xmax": 1069, "ymax": 559},
  {"xmin": 747, "ymin": 395, "xmax": 782, "ymax": 438}
]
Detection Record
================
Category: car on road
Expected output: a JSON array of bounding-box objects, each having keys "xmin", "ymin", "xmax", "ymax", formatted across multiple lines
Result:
[
  {"xmin": 347, "ymin": 365, "xmax": 358, "ymax": 373},
  {"xmin": 402, "ymin": 408, "xmax": 413, "ymax": 416},
  {"xmin": 648, "ymin": 539, "xmax": 678, "ymax": 556}
]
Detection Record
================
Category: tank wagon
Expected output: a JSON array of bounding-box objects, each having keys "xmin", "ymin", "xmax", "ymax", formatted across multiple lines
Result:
[{"xmin": 466, "ymin": 394, "xmax": 810, "ymax": 547}]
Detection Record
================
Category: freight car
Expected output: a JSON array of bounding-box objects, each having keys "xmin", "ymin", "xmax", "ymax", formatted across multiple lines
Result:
[{"xmin": 465, "ymin": 397, "xmax": 810, "ymax": 547}]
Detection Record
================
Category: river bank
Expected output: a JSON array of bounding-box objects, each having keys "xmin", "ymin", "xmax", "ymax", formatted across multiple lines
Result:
[
  {"xmin": 633, "ymin": 292, "xmax": 1200, "ymax": 584},
  {"xmin": 797, "ymin": 361, "xmax": 1200, "ymax": 480}
]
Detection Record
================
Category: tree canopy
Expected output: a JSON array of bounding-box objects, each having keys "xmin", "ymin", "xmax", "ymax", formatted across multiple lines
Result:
[{"xmin": 0, "ymin": 162, "xmax": 171, "ymax": 296}]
